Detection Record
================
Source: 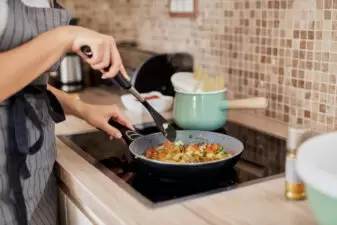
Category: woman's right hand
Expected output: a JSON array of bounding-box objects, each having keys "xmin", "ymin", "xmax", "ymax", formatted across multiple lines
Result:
[{"xmin": 63, "ymin": 26, "xmax": 129, "ymax": 80}]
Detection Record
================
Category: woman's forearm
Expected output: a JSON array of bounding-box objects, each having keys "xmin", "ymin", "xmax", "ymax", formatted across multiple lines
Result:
[
  {"xmin": 47, "ymin": 84, "xmax": 85, "ymax": 119},
  {"xmin": 0, "ymin": 26, "xmax": 73, "ymax": 101}
]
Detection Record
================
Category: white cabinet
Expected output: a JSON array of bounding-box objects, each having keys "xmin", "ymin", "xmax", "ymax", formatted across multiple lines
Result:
[{"xmin": 58, "ymin": 188, "xmax": 93, "ymax": 225}]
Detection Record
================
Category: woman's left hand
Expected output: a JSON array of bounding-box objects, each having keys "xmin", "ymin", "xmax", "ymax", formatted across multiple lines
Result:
[{"xmin": 79, "ymin": 103, "xmax": 134, "ymax": 139}]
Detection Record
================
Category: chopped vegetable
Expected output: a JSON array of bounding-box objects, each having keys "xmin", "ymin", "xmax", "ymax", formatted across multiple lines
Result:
[
  {"xmin": 174, "ymin": 140, "xmax": 184, "ymax": 146},
  {"xmin": 217, "ymin": 147, "xmax": 223, "ymax": 153},
  {"xmin": 144, "ymin": 141, "xmax": 232, "ymax": 163}
]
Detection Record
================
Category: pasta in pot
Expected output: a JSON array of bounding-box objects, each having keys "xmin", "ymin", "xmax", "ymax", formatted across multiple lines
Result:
[{"xmin": 144, "ymin": 141, "xmax": 233, "ymax": 163}]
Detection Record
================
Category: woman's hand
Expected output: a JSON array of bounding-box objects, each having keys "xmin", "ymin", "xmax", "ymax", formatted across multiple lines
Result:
[
  {"xmin": 78, "ymin": 103, "xmax": 134, "ymax": 139},
  {"xmin": 62, "ymin": 26, "xmax": 129, "ymax": 80}
]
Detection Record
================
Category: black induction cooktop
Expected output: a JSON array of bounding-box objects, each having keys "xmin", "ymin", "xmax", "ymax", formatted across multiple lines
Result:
[{"xmin": 58, "ymin": 121, "xmax": 286, "ymax": 206}]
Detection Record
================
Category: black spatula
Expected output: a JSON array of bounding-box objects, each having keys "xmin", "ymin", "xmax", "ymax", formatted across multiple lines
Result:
[{"xmin": 80, "ymin": 46, "xmax": 177, "ymax": 142}]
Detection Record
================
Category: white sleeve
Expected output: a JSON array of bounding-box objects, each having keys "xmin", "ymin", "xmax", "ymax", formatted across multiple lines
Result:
[{"xmin": 0, "ymin": 0, "xmax": 9, "ymax": 38}]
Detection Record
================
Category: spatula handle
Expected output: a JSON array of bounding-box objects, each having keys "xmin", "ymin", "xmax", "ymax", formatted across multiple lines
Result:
[
  {"xmin": 108, "ymin": 119, "xmax": 142, "ymax": 143},
  {"xmin": 80, "ymin": 45, "xmax": 132, "ymax": 89}
]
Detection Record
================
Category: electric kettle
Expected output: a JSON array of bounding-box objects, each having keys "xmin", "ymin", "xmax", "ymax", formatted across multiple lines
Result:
[
  {"xmin": 59, "ymin": 52, "xmax": 84, "ymax": 92},
  {"xmin": 58, "ymin": 18, "xmax": 84, "ymax": 93}
]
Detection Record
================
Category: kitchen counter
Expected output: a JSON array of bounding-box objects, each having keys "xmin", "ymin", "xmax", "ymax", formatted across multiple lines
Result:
[{"xmin": 55, "ymin": 87, "xmax": 316, "ymax": 225}]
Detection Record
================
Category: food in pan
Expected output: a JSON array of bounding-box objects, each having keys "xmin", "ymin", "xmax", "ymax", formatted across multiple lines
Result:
[{"xmin": 144, "ymin": 141, "xmax": 233, "ymax": 163}]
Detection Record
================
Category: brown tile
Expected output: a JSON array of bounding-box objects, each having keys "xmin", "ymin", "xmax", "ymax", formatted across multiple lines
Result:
[
  {"xmin": 300, "ymin": 40, "xmax": 306, "ymax": 49},
  {"xmin": 286, "ymin": 39, "xmax": 292, "ymax": 48},
  {"xmin": 307, "ymin": 41, "xmax": 314, "ymax": 50},
  {"xmin": 322, "ymin": 62, "xmax": 329, "ymax": 72},
  {"xmin": 301, "ymin": 31, "xmax": 307, "ymax": 39},
  {"xmin": 308, "ymin": 31, "xmax": 314, "ymax": 40},
  {"xmin": 325, "ymin": 10, "xmax": 332, "ymax": 19},
  {"xmin": 325, "ymin": 0, "xmax": 332, "ymax": 9},
  {"xmin": 306, "ymin": 61, "xmax": 313, "ymax": 70},
  {"xmin": 293, "ymin": 30, "xmax": 300, "ymax": 39},
  {"xmin": 322, "ymin": 52, "xmax": 330, "ymax": 62},
  {"xmin": 316, "ymin": 31, "xmax": 323, "ymax": 40},
  {"xmin": 305, "ymin": 82, "xmax": 312, "ymax": 90}
]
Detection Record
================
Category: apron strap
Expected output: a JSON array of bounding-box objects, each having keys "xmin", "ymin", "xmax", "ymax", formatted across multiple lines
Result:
[{"xmin": 6, "ymin": 85, "xmax": 66, "ymax": 225}]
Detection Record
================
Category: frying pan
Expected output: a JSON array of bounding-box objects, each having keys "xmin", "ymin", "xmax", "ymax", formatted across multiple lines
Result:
[{"xmin": 109, "ymin": 120, "xmax": 244, "ymax": 179}]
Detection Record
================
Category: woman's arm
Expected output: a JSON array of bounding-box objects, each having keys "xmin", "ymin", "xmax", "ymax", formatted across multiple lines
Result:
[
  {"xmin": 0, "ymin": 26, "xmax": 128, "ymax": 102},
  {"xmin": 47, "ymin": 84, "xmax": 133, "ymax": 138},
  {"xmin": 46, "ymin": 84, "xmax": 83, "ymax": 117},
  {"xmin": 0, "ymin": 27, "xmax": 71, "ymax": 101}
]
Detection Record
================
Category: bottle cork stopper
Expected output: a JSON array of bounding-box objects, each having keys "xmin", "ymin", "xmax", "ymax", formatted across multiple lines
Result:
[{"xmin": 287, "ymin": 125, "xmax": 310, "ymax": 150}]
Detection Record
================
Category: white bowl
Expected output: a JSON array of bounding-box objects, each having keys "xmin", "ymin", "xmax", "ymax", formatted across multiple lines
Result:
[
  {"xmin": 171, "ymin": 72, "xmax": 204, "ymax": 92},
  {"xmin": 297, "ymin": 132, "xmax": 337, "ymax": 225},
  {"xmin": 121, "ymin": 91, "xmax": 173, "ymax": 115}
]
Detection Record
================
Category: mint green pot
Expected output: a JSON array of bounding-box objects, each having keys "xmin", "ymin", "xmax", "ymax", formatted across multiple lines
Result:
[{"xmin": 173, "ymin": 90, "xmax": 229, "ymax": 130}]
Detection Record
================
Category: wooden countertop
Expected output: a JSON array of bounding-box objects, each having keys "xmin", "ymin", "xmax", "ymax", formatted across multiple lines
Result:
[{"xmin": 55, "ymin": 87, "xmax": 317, "ymax": 225}]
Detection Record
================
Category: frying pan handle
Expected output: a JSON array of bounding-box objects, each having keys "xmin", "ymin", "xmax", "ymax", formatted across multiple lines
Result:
[
  {"xmin": 80, "ymin": 45, "xmax": 132, "ymax": 90},
  {"xmin": 108, "ymin": 119, "xmax": 143, "ymax": 143}
]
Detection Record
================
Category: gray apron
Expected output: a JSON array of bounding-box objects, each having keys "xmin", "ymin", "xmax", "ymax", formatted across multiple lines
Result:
[{"xmin": 0, "ymin": 1, "xmax": 72, "ymax": 224}]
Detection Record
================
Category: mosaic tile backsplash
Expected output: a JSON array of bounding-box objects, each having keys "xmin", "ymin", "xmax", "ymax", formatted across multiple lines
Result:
[{"xmin": 59, "ymin": 0, "xmax": 337, "ymax": 133}]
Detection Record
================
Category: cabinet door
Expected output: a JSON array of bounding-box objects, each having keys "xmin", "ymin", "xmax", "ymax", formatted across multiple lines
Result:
[{"xmin": 58, "ymin": 188, "xmax": 93, "ymax": 225}]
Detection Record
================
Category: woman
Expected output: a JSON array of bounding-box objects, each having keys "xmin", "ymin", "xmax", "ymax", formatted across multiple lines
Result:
[{"xmin": 0, "ymin": 0, "xmax": 134, "ymax": 224}]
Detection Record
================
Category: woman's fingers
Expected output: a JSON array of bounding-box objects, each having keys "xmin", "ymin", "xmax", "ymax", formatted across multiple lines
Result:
[
  {"xmin": 102, "ymin": 123, "xmax": 122, "ymax": 139},
  {"xmin": 71, "ymin": 29, "xmax": 127, "ymax": 78},
  {"xmin": 108, "ymin": 106, "xmax": 134, "ymax": 131},
  {"xmin": 101, "ymin": 40, "xmax": 122, "ymax": 79},
  {"xmin": 91, "ymin": 40, "xmax": 111, "ymax": 70},
  {"xmin": 119, "ymin": 64, "xmax": 129, "ymax": 80},
  {"xmin": 104, "ymin": 106, "xmax": 134, "ymax": 139}
]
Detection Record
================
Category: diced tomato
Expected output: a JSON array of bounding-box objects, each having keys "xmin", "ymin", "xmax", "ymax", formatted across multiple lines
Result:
[
  {"xmin": 206, "ymin": 148, "xmax": 215, "ymax": 153},
  {"xmin": 163, "ymin": 141, "xmax": 173, "ymax": 148},
  {"xmin": 211, "ymin": 144, "xmax": 219, "ymax": 150},
  {"xmin": 192, "ymin": 145, "xmax": 199, "ymax": 150},
  {"xmin": 158, "ymin": 153, "xmax": 165, "ymax": 159},
  {"xmin": 145, "ymin": 150, "xmax": 152, "ymax": 157}
]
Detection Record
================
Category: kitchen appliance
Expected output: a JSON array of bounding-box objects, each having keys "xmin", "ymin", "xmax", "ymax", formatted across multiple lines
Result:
[
  {"xmin": 59, "ymin": 52, "xmax": 84, "ymax": 92},
  {"xmin": 107, "ymin": 119, "xmax": 244, "ymax": 179},
  {"xmin": 130, "ymin": 53, "xmax": 193, "ymax": 96},
  {"xmin": 173, "ymin": 89, "xmax": 268, "ymax": 130},
  {"xmin": 58, "ymin": 121, "xmax": 286, "ymax": 206},
  {"xmin": 58, "ymin": 18, "xmax": 84, "ymax": 93}
]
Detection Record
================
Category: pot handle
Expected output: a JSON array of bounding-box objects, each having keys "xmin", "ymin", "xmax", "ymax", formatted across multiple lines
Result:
[
  {"xmin": 220, "ymin": 97, "xmax": 268, "ymax": 110},
  {"xmin": 108, "ymin": 119, "xmax": 143, "ymax": 144}
]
